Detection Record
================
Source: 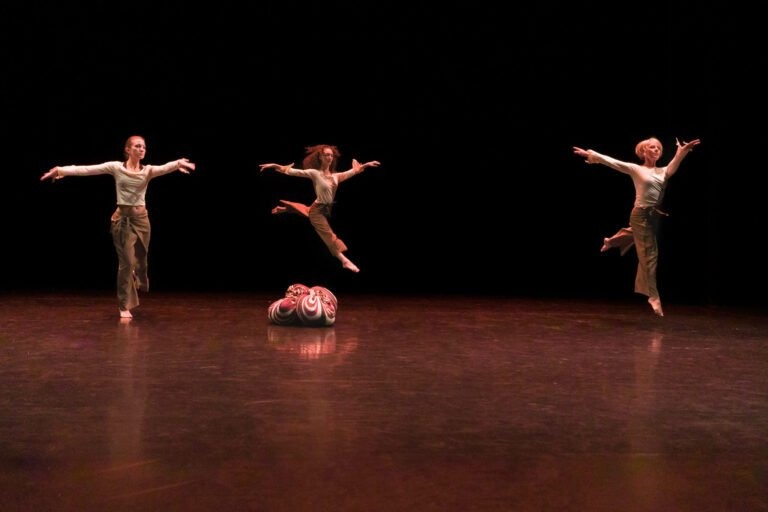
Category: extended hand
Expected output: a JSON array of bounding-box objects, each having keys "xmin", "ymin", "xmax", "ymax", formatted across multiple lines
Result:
[
  {"xmin": 572, "ymin": 146, "xmax": 588, "ymax": 158},
  {"xmin": 352, "ymin": 159, "xmax": 381, "ymax": 173},
  {"xmin": 572, "ymin": 146, "xmax": 595, "ymax": 163},
  {"xmin": 259, "ymin": 162, "xmax": 293, "ymax": 173},
  {"xmin": 178, "ymin": 158, "xmax": 196, "ymax": 174},
  {"xmin": 40, "ymin": 167, "xmax": 62, "ymax": 182},
  {"xmin": 675, "ymin": 138, "xmax": 701, "ymax": 153}
]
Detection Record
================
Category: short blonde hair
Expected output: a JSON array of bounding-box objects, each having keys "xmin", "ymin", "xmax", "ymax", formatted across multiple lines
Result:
[{"xmin": 634, "ymin": 137, "xmax": 663, "ymax": 160}]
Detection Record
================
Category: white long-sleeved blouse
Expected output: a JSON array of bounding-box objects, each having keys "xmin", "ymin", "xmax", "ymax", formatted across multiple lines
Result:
[{"xmin": 57, "ymin": 161, "xmax": 181, "ymax": 206}]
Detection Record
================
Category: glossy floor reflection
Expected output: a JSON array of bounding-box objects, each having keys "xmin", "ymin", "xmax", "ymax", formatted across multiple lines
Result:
[{"xmin": 1, "ymin": 292, "xmax": 766, "ymax": 511}]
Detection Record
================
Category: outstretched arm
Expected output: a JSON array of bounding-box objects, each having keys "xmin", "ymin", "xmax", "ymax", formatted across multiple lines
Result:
[
  {"xmin": 335, "ymin": 158, "xmax": 382, "ymax": 183},
  {"xmin": 149, "ymin": 158, "xmax": 197, "ymax": 177},
  {"xmin": 665, "ymin": 138, "xmax": 701, "ymax": 178},
  {"xmin": 259, "ymin": 162, "xmax": 295, "ymax": 174},
  {"xmin": 572, "ymin": 146, "xmax": 635, "ymax": 175},
  {"xmin": 573, "ymin": 146, "xmax": 610, "ymax": 165},
  {"xmin": 40, "ymin": 162, "xmax": 118, "ymax": 181}
]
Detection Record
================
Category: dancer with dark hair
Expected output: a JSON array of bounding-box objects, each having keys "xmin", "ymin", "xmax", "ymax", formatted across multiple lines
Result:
[{"xmin": 260, "ymin": 144, "xmax": 380, "ymax": 273}]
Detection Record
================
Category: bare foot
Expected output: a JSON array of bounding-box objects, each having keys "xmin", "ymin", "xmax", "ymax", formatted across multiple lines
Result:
[
  {"xmin": 120, "ymin": 309, "xmax": 133, "ymax": 319},
  {"xmin": 342, "ymin": 260, "xmax": 360, "ymax": 273},
  {"xmin": 648, "ymin": 298, "xmax": 664, "ymax": 317},
  {"xmin": 600, "ymin": 238, "xmax": 610, "ymax": 252},
  {"xmin": 271, "ymin": 206, "xmax": 287, "ymax": 215}
]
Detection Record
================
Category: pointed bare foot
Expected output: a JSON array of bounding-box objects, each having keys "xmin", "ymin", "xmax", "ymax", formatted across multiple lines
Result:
[
  {"xmin": 648, "ymin": 298, "xmax": 664, "ymax": 317},
  {"xmin": 120, "ymin": 309, "xmax": 133, "ymax": 319},
  {"xmin": 271, "ymin": 206, "xmax": 287, "ymax": 215},
  {"xmin": 600, "ymin": 238, "xmax": 610, "ymax": 252},
  {"xmin": 342, "ymin": 260, "xmax": 360, "ymax": 273}
]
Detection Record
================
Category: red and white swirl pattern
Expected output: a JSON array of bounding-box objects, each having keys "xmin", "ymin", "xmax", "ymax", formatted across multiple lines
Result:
[
  {"xmin": 268, "ymin": 284, "xmax": 338, "ymax": 326},
  {"xmin": 267, "ymin": 297, "xmax": 299, "ymax": 325},
  {"xmin": 311, "ymin": 286, "xmax": 338, "ymax": 310}
]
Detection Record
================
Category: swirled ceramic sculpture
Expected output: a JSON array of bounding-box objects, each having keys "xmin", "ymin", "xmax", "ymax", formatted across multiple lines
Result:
[{"xmin": 268, "ymin": 284, "xmax": 337, "ymax": 326}]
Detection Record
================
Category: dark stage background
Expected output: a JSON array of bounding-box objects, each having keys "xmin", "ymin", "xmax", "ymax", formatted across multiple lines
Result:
[{"xmin": 1, "ymin": 2, "xmax": 763, "ymax": 307}]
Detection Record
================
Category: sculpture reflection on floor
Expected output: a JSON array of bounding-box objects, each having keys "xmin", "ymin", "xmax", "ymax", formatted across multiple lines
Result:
[{"xmin": 267, "ymin": 325, "xmax": 338, "ymax": 359}]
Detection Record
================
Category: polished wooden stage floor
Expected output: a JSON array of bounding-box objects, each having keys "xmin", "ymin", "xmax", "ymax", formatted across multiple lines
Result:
[{"xmin": 1, "ymin": 291, "xmax": 766, "ymax": 511}]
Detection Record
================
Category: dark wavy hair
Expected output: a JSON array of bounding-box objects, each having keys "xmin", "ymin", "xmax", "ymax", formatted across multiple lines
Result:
[{"xmin": 303, "ymin": 144, "xmax": 341, "ymax": 171}]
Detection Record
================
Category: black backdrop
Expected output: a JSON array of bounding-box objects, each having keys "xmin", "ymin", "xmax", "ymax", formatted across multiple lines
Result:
[{"xmin": 2, "ymin": 2, "xmax": 764, "ymax": 308}]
